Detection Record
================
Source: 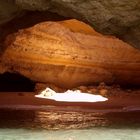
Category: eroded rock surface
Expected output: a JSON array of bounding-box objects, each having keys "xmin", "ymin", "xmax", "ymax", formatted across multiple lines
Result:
[
  {"xmin": 15, "ymin": 0, "xmax": 140, "ymax": 33},
  {"xmin": 0, "ymin": 0, "xmax": 139, "ymax": 48},
  {"xmin": 1, "ymin": 19, "xmax": 140, "ymax": 88}
]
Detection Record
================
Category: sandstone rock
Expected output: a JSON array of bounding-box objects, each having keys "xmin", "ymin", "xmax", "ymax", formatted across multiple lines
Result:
[
  {"xmin": 99, "ymin": 89, "xmax": 108, "ymax": 97},
  {"xmin": 1, "ymin": 19, "xmax": 140, "ymax": 88},
  {"xmin": 35, "ymin": 83, "xmax": 65, "ymax": 92},
  {"xmin": 77, "ymin": 86, "xmax": 88, "ymax": 92}
]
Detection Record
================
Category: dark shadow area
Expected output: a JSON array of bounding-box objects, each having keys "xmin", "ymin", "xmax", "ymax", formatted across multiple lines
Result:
[{"xmin": 0, "ymin": 72, "xmax": 35, "ymax": 91}]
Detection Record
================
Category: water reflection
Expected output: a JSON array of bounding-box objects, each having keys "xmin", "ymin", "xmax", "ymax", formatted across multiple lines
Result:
[
  {"xmin": 0, "ymin": 109, "xmax": 140, "ymax": 130},
  {"xmin": 34, "ymin": 111, "xmax": 110, "ymax": 129}
]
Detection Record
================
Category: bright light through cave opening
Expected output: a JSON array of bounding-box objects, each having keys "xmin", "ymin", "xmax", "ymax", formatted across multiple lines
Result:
[{"xmin": 35, "ymin": 88, "xmax": 108, "ymax": 102}]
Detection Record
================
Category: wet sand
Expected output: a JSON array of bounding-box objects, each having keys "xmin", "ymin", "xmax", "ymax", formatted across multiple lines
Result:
[{"xmin": 0, "ymin": 91, "xmax": 140, "ymax": 112}]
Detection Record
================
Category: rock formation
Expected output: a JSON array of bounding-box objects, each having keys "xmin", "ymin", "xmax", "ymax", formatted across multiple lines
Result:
[
  {"xmin": 15, "ymin": 0, "xmax": 140, "ymax": 34},
  {"xmin": 0, "ymin": 19, "xmax": 140, "ymax": 88},
  {"xmin": 0, "ymin": 0, "xmax": 140, "ymax": 49}
]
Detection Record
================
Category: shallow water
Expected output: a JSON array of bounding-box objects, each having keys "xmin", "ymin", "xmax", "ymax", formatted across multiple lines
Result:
[
  {"xmin": 0, "ymin": 128, "xmax": 140, "ymax": 140},
  {"xmin": 0, "ymin": 108, "xmax": 140, "ymax": 140}
]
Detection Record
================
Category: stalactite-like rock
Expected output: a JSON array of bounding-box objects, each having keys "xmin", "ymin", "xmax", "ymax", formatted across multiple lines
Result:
[{"xmin": 1, "ymin": 19, "xmax": 140, "ymax": 88}]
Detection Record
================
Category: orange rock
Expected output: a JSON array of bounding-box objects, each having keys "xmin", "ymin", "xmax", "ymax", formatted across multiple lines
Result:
[
  {"xmin": 1, "ymin": 19, "xmax": 140, "ymax": 88},
  {"xmin": 99, "ymin": 89, "xmax": 108, "ymax": 96},
  {"xmin": 59, "ymin": 19, "xmax": 102, "ymax": 36}
]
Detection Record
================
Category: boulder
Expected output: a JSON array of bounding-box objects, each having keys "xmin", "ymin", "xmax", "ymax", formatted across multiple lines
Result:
[{"xmin": 1, "ymin": 19, "xmax": 140, "ymax": 88}]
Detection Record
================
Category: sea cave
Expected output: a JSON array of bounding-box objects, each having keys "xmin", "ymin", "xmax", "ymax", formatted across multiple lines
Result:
[{"xmin": 0, "ymin": 0, "xmax": 140, "ymax": 139}]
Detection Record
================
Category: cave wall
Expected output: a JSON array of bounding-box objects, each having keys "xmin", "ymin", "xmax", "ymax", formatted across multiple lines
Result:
[
  {"xmin": 0, "ymin": 1, "xmax": 140, "ymax": 90},
  {"xmin": 0, "ymin": 0, "xmax": 140, "ymax": 49}
]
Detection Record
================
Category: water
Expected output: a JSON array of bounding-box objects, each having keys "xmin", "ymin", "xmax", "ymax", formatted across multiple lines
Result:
[
  {"xmin": 0, "ymin": 108, "xmax": 140, "ymax": 140},
  {"xmin": 0, "ymin": 128, "xmax": 140, "ymax": 140}
]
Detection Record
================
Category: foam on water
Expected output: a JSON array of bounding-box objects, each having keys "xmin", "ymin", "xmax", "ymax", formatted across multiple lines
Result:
[{"xmin": 0, "ymin": 128, "xmax": 140, "ymax": 140}]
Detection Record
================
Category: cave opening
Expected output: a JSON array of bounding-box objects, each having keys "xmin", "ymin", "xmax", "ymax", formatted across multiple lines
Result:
[{"xmin": 0, "ymin": 72, "xmax": 35, "ymax": 92}]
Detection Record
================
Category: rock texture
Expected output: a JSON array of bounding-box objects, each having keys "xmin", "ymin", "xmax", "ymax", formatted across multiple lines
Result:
[
  {"xmin": 15, "ymin": 0, "xmax": 50, "ymax": 11},
  {"xmin": 0, "ymin": 0, "xmax": 140, "ymax": 48},
  {"xmin": 1, "ymin": 19, "xmax": 140, "ymax": 88},
  {"xmin": 49, "ymin": 0, "xmax": 140, "ymax": 33},
  {"xmin": 121, "ymin": 25, "xmax": 140, "ymax": 49},
  {"xmin": 16, "ymin": 0, "xmax": 140, "ymax": 49},
  {"xmin": 0, "ymin": 0, "xmax": 22, "ymax": 25}
]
